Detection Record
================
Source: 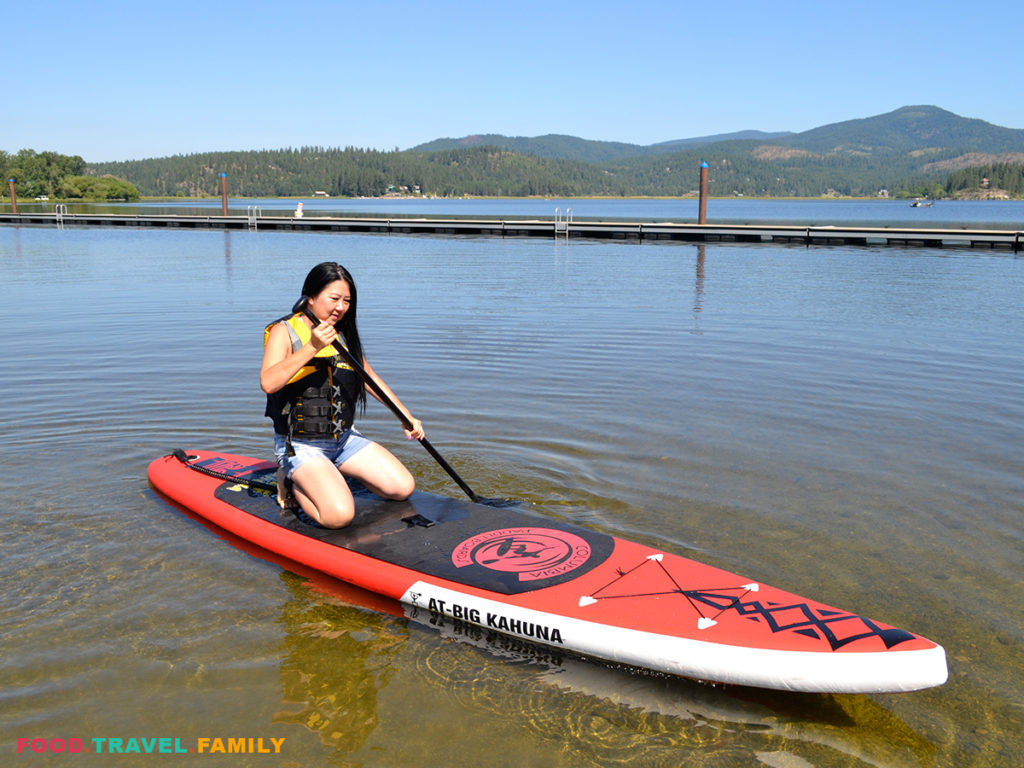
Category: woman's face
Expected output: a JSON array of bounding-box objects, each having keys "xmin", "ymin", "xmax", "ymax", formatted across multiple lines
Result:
[{"xmin": 308, "ymin": 279, "xmax": 351, "ymax": 324}]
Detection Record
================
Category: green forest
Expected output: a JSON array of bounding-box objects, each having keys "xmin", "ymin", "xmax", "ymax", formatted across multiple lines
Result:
[
  {"xmin": 1, "ymin": 149, "xmax": 140, "ymax": 200},
  {"xmin": 81, "ymin": 145, "xmax": 1024, "ymax": 200},
  {"xmin": 87, "ymin": 146, "xmax": 620, "ymax": 199},
  {"xmin": 4, "ymin": 106, "xmax": 1023, "ymax": 202},
  {"xmin": 944, "ymin": 162, "xmax": 1024, "ymax": 197}
]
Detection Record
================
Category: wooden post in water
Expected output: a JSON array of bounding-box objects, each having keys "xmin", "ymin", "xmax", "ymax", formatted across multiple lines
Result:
[
  {"xmin": 220, "ymin": 172, "xmax": 228, "ymax": 216},
  {"xmin": 8, "ymin": 178, "xmax": 17, "ymax": 214},
  {"xmin": 698, "ymin": 161, "xmax": 709, "ymax": 224}
]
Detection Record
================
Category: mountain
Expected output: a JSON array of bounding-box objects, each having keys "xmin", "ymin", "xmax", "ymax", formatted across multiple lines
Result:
[
  {"xmin": 401, "ymin": 106, "xmax": 1024, "ymax": 197},
  {"xmin": 411, "ymin": 107, "xmax": 1023, "ymax": 165},
  {"xmin": 411, "ymin": 134, "xmax": 649, "ymax": 163},
  {"xmin": 778, "ymin": 105, "xmax": 1024, "ymax": 156},
  {"xmin": 410, "ymin": 130, "xmax": 793, "ymax": 163},
  {"xmin": 83, "ymin": 106, "xmax": 1024, "ymax": 199},
  {"xmin": 650, "ymin": 130, "xmax": 793, "ymax": 152}
]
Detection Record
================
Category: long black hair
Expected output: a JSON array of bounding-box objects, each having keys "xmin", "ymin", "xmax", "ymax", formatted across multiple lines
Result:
[{"xmin": 300, "ymin": 262, "xmax": 366, "ymax": 411}]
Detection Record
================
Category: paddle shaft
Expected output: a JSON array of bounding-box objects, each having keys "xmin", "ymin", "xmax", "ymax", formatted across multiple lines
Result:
[{"xmin": 296, "ymin": 303, "xmax": 481, "ymax": 503}]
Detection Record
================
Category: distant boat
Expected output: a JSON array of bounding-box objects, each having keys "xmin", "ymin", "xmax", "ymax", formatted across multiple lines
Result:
[{"xmin": 911, "ymin": 199, "xmax": 934, "ymax": 208}]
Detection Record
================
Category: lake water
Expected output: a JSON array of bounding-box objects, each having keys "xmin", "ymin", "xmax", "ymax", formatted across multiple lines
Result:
[{"xmin": 1, "ymin": 205, "xmax": 1022, "ymax": 767}]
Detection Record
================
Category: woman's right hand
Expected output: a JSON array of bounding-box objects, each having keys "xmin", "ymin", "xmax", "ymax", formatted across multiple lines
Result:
[{"xmin": 309, "ymin": 320, "xmax": 338, "ymax": 351}]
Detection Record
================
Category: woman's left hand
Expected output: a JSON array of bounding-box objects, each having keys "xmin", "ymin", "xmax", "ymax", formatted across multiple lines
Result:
[{"xmin": 404, "ymin": 418, "xmax": 425, "ymax": 441}]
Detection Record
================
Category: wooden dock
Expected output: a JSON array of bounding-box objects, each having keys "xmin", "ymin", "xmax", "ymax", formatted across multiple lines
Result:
[{"xmin": 1, "ymin": 211, "xmax": 1021, "ymax": 250}]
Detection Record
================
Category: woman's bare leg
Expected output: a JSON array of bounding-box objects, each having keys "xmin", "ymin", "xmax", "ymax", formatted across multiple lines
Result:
[
  {"xmin": 290, "ymin": 458, "xmax": 356, "ymax": 528},
  {"xmin": 340, "ymin": 442, "xmax": 415, "ymax": 500}
]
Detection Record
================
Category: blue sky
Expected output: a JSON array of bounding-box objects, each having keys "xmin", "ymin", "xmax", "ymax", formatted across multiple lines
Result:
[{"xmin": 4, "ymin": 0, "xmax": 1022, "ymax": 162}]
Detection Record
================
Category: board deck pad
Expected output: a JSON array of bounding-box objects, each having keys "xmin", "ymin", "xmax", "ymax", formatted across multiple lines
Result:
[
  {"xmin": 208, "ymin": 458, "xmax": 616, "ymax": 596},
  {"xmin": 149, "ymin": 450, "xmax": 948, "ymax": 693}
]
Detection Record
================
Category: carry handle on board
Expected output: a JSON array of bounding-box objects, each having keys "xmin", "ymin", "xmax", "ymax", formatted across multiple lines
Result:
[{"xmin": 292, "ymin": 297, "xmax": 513, "ymax": 507}]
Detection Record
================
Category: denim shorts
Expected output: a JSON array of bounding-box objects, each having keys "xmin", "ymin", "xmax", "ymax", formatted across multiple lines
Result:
[{"xmin": 273, "ymin": 429, "xmax": 372, "ymax": 479}]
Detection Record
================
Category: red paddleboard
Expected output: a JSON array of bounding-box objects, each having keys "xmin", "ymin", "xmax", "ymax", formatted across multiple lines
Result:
[{"xmin": 147, "ymin": 450, "xmax": 947, "ymax": 693}]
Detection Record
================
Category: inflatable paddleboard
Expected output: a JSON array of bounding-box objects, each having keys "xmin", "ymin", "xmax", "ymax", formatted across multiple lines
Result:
[{"xmin": 147, "ymin": 450, "xmax": 947, "ymax": 693}]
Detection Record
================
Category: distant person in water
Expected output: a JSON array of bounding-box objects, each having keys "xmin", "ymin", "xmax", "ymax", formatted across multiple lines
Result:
[
  {"xmin": 260, "ymin": 262, "xmax": 423, "ymax": 527},
  {"xmin": 294, "ymin": 202, "xmax": 303, "ymax": 218}
]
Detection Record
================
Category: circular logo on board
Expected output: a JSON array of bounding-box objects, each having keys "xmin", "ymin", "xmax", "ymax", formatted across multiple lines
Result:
[{"xmin": 452, "ymin": 527, "xmax": 592, "ymax": 582}]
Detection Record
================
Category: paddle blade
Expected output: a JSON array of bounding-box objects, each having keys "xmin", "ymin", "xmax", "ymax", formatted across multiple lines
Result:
[{"xmin": 473, "ymin": 495, "xmax": 522, "ymax": 509}]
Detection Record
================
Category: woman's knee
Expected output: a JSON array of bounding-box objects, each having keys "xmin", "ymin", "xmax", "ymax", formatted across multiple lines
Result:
[
  {"xmin": 291, "ymin": 466, "xmax": 355, "ymax": 529},
  {"xmin": 386, "ymin": 472, "xmax": 415, "ymax": 501},
  {"xmin": 377, "ymin": 460, "xmax": 415, "ymax": 500},
  {"xmin": 313, "ymin": 498, "xmax": 355, "ymax": 528}
]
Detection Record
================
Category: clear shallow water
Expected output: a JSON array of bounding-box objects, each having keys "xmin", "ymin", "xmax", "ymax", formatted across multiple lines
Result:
[{"xmin": 1, "ymin": 222, "xmax": 1022, "ymax": 767}]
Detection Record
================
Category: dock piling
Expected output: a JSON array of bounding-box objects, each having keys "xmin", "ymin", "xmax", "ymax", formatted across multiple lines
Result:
[
  {"xmin": 7, "ymin": 178, "xmax": 16, "ymax": 214},
  {"xmin": 698, "ymin": 162, "xmax": 709, "ymax": 224}
]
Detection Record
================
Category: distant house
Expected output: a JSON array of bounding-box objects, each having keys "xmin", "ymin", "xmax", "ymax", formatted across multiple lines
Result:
[{"xmin": 877, "ymin": 188, "xmax": 889, "ymax": 198}]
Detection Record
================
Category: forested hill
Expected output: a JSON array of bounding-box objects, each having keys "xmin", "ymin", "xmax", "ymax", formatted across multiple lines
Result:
[
  {"xmin": 414, "ymin": 107, "xmax": 1022, "ymax": 164},
  {"xmin": 84, "ymin": 106, "xmax": 1024, "ymax": 199},
  {"xmin": 776, "ymin": 106, "xmax": 1024, "ymax": 155},
  {"xmin": 410, "ymin": 130, "xmax": 794, "ymax": 163}
]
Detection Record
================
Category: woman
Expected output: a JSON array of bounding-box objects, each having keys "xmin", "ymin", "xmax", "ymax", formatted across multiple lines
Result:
[{"xmin": 260, "ymin": 262, "xmax": 424, "ymax": 528}]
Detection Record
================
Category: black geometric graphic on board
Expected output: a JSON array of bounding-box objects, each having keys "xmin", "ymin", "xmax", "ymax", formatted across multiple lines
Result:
[
  {"xmin": 579, "ymin": 554, "xmax": 916, "ymax": 651},
  {"xmin": 684, "ymin": 591, "xmax": 916, "ymax": 651}
]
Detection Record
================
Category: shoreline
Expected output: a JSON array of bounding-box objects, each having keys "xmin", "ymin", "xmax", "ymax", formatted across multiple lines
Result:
[{"xmin": 131, "ymin": 194, "xmax": 1020, "ymax": 203}]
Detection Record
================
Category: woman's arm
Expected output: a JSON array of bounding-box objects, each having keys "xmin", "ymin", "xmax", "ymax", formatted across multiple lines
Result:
[{"xmin": 260, "ymin": 320, "xmax": 335, "ymax": 394}]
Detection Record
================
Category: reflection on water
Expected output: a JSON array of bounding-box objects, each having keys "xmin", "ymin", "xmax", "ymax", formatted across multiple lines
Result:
[
  {"xmin": 274, "ymin": 575, "xmax": 405, "ymax": 755},
  {"xmin": 694, "ymin": 244, "xmax": 706, "ymax": 331},
  {"xmin": 1, "ymin": 223, "xmax": 1022, "ymax": 767},
  {"xmin": 223, "ymin": 230, "xmax": 232, "ymax": 270},
  {"xmin": 272, "ymin": 568, "xmax": 938, "ymax": 768}
]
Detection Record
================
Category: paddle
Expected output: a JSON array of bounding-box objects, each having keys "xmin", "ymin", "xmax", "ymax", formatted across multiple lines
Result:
[{"xmin": 291, "ymin": 297, "xmax": 513, "ymax": 507}]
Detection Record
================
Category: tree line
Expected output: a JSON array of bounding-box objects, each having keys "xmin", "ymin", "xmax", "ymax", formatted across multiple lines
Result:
[
  {"xmin": 4, "ymin": 145, "xmax": 1021, "ymax": 202},
  {"xmin": 944, "ymin": 163, "xmax": 1024, "ymax": 196},
  {"xmin": 90, "ymin": 144, "xmax": 1020, "ymax": 200},
  {"xmin": 86, "ymin": 146, "xmax": 624, "ymax": 199},
  {"xmin": 2, "ymin": 149, "xmax": 140, "ymax": 200}
]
